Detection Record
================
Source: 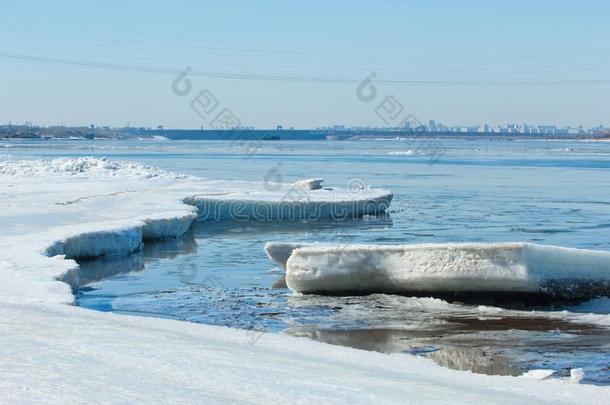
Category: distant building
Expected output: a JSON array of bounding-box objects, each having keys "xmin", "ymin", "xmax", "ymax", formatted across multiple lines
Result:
[
  {"xmin": 538, "ymin": 125, "xmax": 556, "ymax": 134},
  {"xmin": 567, "ymin": 127, "xmax": 579, "ymax": 135}
]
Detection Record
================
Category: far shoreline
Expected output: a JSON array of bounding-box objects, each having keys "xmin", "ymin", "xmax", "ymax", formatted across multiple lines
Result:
[{"xmin": 1, "ymin": 130, "xmax": 609, "ymax": 142}]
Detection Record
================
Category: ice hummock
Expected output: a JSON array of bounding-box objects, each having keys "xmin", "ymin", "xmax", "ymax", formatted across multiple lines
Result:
[{"xmin": 265, "ymin": 242, "xmax": 610, "ymax": 298}]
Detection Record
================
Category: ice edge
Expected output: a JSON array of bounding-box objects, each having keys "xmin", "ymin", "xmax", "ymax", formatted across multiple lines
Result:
[{"xmin": 35, "ymin": 192, "xmax": 392, "ymax": 303}]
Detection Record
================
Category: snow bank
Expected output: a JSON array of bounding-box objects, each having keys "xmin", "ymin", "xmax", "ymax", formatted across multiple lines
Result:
[
  {"xmin": 0, "ymin": 156, "xmax": 181, "ymax": 178},
  {"xmin": 45, "ymin": 223, "xmax": 144, "ymax": 259},
  {"xmin": 2, "ymin": 302, "xmax": 607, "ymax": 404},
  {"xmin": 0, "ymin": 158, "xmax": 391, "ymax": 305},
  {"xmin": 270, "ymin": 242, "xmax": 610, "ymax": 298}
]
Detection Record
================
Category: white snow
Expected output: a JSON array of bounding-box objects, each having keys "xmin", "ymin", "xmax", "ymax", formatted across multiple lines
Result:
[
  {"xmin": 2, "ymin": 302, "xmax": 606, "ymax": 405},
  {"xmin": 267, "ymin": 242, "xmax": 610, "ymax": 298},
  {"xmin": 184, "ymin": 181, "xmax": 391, "ymax": 221},
  {"xmin": 569, "ymin": 368, "xmax": 586, "ymax": 384},
  {"xmin": 0, "ymin": 158, "xmax": 391, "ymax": 304},
  {"xmin": 0, "ymin": 157, "xmax": 608, "ymax": 403},
  {"xmin": 0, "ymin": 156, "xmax": 180, "ymax": 178},
  {"xmin": 520, "ymin": 369, "xmax": 555, "ymax": 380},
  {"xmin": 265, "ymin": 241, "xmax": 309, "ymax": 269},
  {"xmin": 293, "ymin": 178, "xmax": 325, "ymax": 190}
]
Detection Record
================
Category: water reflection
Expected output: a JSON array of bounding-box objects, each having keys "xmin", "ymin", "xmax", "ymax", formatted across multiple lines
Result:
[
  {"xmin": 191, "ymin": 213, "xmax": 394, "ymax": 236},
  {"xmin": 76, "ymin": 252, "xmax": 144, "ymax": 288},
  {"xmin": 75, "ymin": 217, "xmax": 610, "ymax": 386},
  {"xmin": 290, "ymin": 328, "xmax": 520, "ymax": 376},
  {"xmin": 76, "ymin": 234, "xmax": 197, "ymax": 288},
  {"xmin": 286, "ymin": 313, "xmax": 609, "ymax": 382}
]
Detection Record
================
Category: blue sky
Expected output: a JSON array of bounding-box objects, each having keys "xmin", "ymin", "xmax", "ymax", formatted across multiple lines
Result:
[{"xmin": 1, "ymin": 0, "xmax": 609, "ymax": 128}]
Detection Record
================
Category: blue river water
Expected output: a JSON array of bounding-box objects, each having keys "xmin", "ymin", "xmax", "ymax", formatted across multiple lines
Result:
[{"xmin": 2, "ymin": 137, "xmax": 610, "ymax": 384}]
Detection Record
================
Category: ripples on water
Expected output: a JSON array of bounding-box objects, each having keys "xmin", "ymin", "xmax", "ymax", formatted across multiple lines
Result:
[{"xmin": 4, "ymin": 138, "xmax": 609, "ymax": 384}]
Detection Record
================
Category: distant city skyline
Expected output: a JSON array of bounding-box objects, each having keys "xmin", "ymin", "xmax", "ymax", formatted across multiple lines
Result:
[
  {"xmin": 1, "ymin": 1, "xmax": 609, "ymax": 128},
  {"xmin": 3, "ymin": 119, "xmax": 608, "ymax": 136}
]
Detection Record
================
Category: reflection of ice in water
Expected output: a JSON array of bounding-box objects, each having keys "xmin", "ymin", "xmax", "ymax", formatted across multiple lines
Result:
[
  {"xmin": 428, "ymin": 346, "xmax": 519, "ymax": 376},
  {"xmin": 284, "ymin": 294, "xmax": 610, "ymax": 384},
  {"xmin": 76, "ymin": 236, "xmax": 198, "ymax": 289}
]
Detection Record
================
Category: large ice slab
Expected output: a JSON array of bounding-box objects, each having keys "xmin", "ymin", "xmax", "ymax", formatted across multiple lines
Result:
[
  {"xmin": 266, "ymin": 242, "xmax": 610, "ymax": 298},
  {"xmin": 184, "ymin": 184, "xmax": 392, "ymax": 221}
]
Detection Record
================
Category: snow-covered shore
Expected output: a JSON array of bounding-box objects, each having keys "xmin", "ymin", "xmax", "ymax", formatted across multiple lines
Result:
[
  {"xmin": 3, "ymin": 301, "xmax": 607, "ymax": 404},
  {"xmin": 0, "ymin": 157, "xmax": 608, "ymax": 403},
  {"xmin": 0, "ymin": 157, "xmax": 391, "ymax": 304}
]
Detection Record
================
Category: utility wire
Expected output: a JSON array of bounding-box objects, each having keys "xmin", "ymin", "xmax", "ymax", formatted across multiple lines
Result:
[{"xmin": 1, "ymin": 51, "xmax": 609, "ymax": 86}]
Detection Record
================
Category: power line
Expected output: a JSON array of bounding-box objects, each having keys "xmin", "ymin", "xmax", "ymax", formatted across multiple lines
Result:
[
  {"xmin": 1, "ymin": 51, "xmax": 609, "ymax": 86},
  {"xmin": 2, "ymin": 17, "xmax": 609, "ymax": 49}
]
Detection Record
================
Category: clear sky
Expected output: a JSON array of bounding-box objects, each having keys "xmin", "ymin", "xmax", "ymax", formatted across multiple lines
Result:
[{"xmin": 1, "ymin": 0, "xmax": 609, "ymax": 129}]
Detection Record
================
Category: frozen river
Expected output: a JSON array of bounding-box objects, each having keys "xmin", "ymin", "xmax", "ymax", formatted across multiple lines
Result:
[{"xmin": 3, "ymin": 137, "xmax": 610, "ymax": 384}]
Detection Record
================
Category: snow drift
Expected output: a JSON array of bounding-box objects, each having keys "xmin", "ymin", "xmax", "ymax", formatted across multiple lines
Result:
[{"xmin": 265, "ymin": 242, "xmax": 610, "ymax": 298}]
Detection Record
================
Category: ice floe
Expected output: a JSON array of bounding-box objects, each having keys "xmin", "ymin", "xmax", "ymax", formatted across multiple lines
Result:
[
  {"xmin": 265, "ymin": 242, "xmax": 610, "ymax": 298},
  {"xmin": 265, "ymin": 242, "xmax": 309, "ymax": 269}
]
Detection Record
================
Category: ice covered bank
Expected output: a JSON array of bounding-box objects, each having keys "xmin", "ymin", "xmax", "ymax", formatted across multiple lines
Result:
[
  {"xmin": 0, "ymin": 157, "xmax": 391, "ymax": 304},
  {"xmin": 0, "ymin": 158, "xmax": 608, "ymax": 403},
  {"xmin": 266, "ymin": 242, "xmax": 610, "ymax": 298}
]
